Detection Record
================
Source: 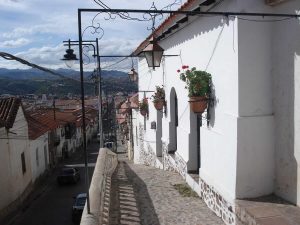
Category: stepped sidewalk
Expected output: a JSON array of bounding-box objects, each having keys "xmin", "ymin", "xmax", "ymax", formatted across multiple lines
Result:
[
  {"xmin": 108, "ymin": 153, "xmax": 224, "ymax": 225},
  {"xmin": 236, "ymin": 195, "xmax": 300, "ymax": 225}
]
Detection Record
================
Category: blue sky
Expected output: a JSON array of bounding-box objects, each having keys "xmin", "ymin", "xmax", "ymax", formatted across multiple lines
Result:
[{"xmin": 0, "ymin": 0, "xmax": 183, "ymax": 71}]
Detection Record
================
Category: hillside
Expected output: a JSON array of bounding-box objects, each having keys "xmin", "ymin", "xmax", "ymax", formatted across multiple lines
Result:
[{"xmin": 0, "ymin": 68, "xmax": 137, "ymax": 96}]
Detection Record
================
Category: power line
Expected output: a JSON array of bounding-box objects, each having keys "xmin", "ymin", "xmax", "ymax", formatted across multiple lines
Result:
[
  {"xmin": 102, "ymin": 57, "xmax": 129, "ymax": 69},
  {"xmin": 0, "ymin": 52, "xmax": 94, "ymax": 85},
  {"xmin": 235, "ymin": 16, "xmax": 294, "ymax": 22}
]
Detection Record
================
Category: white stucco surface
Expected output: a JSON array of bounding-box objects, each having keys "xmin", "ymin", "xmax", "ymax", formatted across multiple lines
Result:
[
  {"xmin": 29, "ymin": 133, "xmax": 49, "ymax": 182},
  {"xmin": 270, "ymin": 0, "xmax": 300, "ymax": 205},
  {"xmin": 0, "ymin": 107, "xmax": 32, "ymax": 212},
  {"xmin": 136, "ymin": 0, "xmax": 300, "ymax": 208},
  {"xmin": 138, "ymin": 0, "xmax": 241, "ymax": 201}
]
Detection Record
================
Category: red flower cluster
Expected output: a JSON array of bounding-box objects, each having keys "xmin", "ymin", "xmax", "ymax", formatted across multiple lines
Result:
[{"xmin": 177, "ymin": 65, "xmax": 189, "ymax": 73}]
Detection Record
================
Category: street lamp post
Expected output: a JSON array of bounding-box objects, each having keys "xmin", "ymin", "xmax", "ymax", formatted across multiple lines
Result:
[
  {"xmin": 95, "ymin": 39, "xmax": 104, "ymax": 149},
  {"xmin": 62, "ymin": 39, "xmax": 104, "ymax": 149},
  {"xmin": 73, "ymin": 6, "xmax": 183, "ymax": 214},
  {"xmin": 62, "ymin": 39, "xmax": 104, "ymax": 214}
]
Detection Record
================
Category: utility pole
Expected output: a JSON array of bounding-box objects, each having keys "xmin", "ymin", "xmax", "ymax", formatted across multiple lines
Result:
[
  {"xmin": 96, "ymin": 39, "xmax": 104, "ymax": 148},
  {"xmin": 112, "ymin": 96, "xmax": 118, "ymax": 153}
]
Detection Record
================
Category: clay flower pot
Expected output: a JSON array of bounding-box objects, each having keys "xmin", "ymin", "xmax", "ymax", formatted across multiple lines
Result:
[
  {"xmin": 153, "ymin": 99, "xmax": 165, "ymax": 110},
  {"xmin": 189, "ymin": 96, "xmax": 208, "ymax": 113},
  {"xmin": 140, "ymin": 109, "xmax": 147, "ymax": 116}
]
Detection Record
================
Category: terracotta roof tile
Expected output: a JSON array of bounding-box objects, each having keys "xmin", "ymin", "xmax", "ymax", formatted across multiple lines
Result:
[
  {"xmin": 28, "ymin": 109, "xmax": 77, "ymax": 130},
  {"xmin": 129, "ymin": 93, "xmax": 139, "ymax": 109},
  {"xmin": 116, "ymin": 113, "xmax": 127, "ymax": 124},
  {"xmin": 27, "ymin": 107, "xmax": 98, "ymax": 137},
  {"xmin": 27, "ymin": 115, "xmax": 50, "ymax": 140},
  {"xmin": 0, "ymin": 97, "xmax": 21, "ymax": 129}
]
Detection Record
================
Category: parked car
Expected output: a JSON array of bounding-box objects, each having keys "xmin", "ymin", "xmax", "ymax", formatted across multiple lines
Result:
[
  {"xmin": 72, "ymin": 193, "xmax": 87, "ymax": 223},
  {"xmin": 104, "ymin": 141, "xmax": 115, "ymax": 150},
  {"xmin": 57, "ymin": 167, "xmax": 80, "ymax": 185}
]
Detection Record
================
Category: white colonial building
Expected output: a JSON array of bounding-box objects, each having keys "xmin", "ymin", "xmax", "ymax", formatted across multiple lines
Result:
[
  {"xmin": 0, "ymin": 98, "xmax": 33, "ymax": 219},
  {"xmin": 27, "ymin": 115, "xmax": 50, "ymax": 183},
  {"xmin": 133, "ymin": 0, "xmax": 300, "ymax": 224}
]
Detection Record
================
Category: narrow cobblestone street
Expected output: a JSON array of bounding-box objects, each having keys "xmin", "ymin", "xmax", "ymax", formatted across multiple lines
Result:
[{"xmin": 109, "ymin": 153, "xmax": 224, "ymax": 225}]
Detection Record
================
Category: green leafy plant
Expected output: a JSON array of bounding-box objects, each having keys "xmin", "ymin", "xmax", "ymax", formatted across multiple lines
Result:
[
  {"xmin": 178, "ymin": 65, "xmax": 212, "ymax": 97},
  {"xmin": 139, "ymin": 98, "xmax": 149, "ymax": 111},
  {"xmin": 152, "ymin": 85, "xmax": 165, "ymax": 103},
  {"xmin": 173, "ymin": 183, "xmax": 199, "ymax": 197}
]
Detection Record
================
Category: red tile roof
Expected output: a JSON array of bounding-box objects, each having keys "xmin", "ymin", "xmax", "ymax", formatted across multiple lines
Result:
[
  {"xmin": 116, "ymin": 113, "xmax": 127, "ymax": 124},
  {"xmin": 0, "ymin": 97, "xmax": 21, "ymax": 129},
  {"xmin": 129, "ymin": 93, "xmax": 139, "ymax": 109},
  {"xmin": 27, "ymin": 115, "xmax": 50, "ymax": 140},
  {"xmin": 118, "ymin": 93, "xmax": 139, "ymax": 114},
  {"xmin": 54, "ymin": 98, "xmax": 99, "ymax": 110},
  {"xmin": 27, "ymin": 109, "xmax": 76, "ymax": 139}
]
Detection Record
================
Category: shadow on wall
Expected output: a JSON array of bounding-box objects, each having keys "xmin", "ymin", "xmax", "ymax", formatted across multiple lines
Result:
[
  {"xmin": 160, "ymin": 13, "xmax": 234, "ymax": 59},
  {"xmin": 273, "ymin": 16, "xmax": 300, "ymax": 205},
  {"xmin": 168, "ymin": 87, "xmax": 178, "ymax": 153},
  {"xmin": 156, "ymin": 110, "xmax": 163, "ymax": 157},
  {"xmin": 109, "ymin": 161, "xmax": 160, "ymax": 225},
  {"xmin": 208, "ymin": 82, "xmax": 217, "ymax": 127},
  {"xmin": 187, "ymin": 110, "xmax": 198, "ymax": 172},
  {"xmin": 186, "ymin": 80, "xmax": 218, "ymax": 172}
]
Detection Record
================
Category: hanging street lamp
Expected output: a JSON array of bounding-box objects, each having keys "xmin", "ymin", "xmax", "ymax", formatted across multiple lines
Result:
[
  {"xmin": 61, "ymin": 40, "xmax": 78, "ymax": 68},
  {"xmin": 128, "ymin": 68, "xmax": 138, "ymax": 82},
  {"xmin": 141, "ymin": 37, "xmax": 164, "ymax": 70},
  {"xmin": 128, "ymin": 58, "xmax": 138, "ymax": 82}
]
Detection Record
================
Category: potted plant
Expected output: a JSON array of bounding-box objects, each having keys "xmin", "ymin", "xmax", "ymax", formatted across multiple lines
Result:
[
  {"xmin": 139, "ymin": 98, "xmax": 149, "ymax": 117},
  {"xmin": 152, "ymin": 85, "xmax": 165, "ymax": 110},
  {"xmin": 178, "ymin": 65, "xmax": 212, "ymax": 113}
]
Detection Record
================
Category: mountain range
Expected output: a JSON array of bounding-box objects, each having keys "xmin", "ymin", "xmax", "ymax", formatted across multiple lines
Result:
[
  {"xmin": 0, "ymin": 68, "xmax": 137, "ymax": 96},
  {"xmin": 0, "ymin": 68, "xmax": 126, "ymax": 80}
]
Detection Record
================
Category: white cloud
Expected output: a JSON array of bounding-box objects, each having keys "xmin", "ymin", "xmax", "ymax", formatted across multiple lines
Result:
[
  {"xmin": 0, "ymin": 41, "xmax": 135, "ymax": 71},
  {"xmin": 2, "ymin": 14, "xmax": 77, "ymax": 38},
  {"xmin": 0, "ymin": 0, "xmax": 183, "ymax": 70},
  {"xmin": 14, "ymin": 44, "xmax": 67, "ymax": 68},
  {"xmin": 0, "ymin": 38, "xmax": 31, "ymax": 48},
  {"xmin": 0, "ymin": 0, "xmax": 25, "ymax": 8},
  {"xmin": 99, "ymin": 38, "xmax": 140, "ymax": 55}
]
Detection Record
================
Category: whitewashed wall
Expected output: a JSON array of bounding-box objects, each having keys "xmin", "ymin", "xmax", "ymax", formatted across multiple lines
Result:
[
  {"xmin": 132, "ymin": 109, "xmax": 140, "ymax": 164},
  {"xmin": 138, "ymin": 0, "xmax": 241, "ymax": 201},
  {"xmin": 0, "ymin": 108, "xmax": 32, "ymax": 213},
  {"xmin": 237, "ymin": 0, "xmax": 300, "ymax": 205},
  {"xmin": 56, "ymin": 127, "xmax": 64, "ymax": 158},
  {"xmin": 29, "ymin": 133, "xmax": 49, "ymax": 182},
  {"xmin": 137, "ymin": 0, "xmax": 300, "ymax": 205},
  {"xmin": 269, "ymin": 0, "xmax": 300, "ymax": 205},
  {"xmin": 76, "ymin": 127, "xmax": 82, "ymax": 148},
  {"xmin": 235, "ymin": 6, "xmax": 275, "ymax": 198}
]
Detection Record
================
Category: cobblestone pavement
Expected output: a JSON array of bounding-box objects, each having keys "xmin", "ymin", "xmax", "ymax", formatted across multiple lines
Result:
[{"xmin": 109, "ymin": 153, "xmax": 224, "ymax": 225}]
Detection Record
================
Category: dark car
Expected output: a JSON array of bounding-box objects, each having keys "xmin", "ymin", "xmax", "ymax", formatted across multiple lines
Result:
[
  {"xmin": 57, "ymin": 167, "xmax": 80, "ymax": 185},
  {"xmin": 72, "ymin": 193, "xmax": 87, "ymax": 223}
]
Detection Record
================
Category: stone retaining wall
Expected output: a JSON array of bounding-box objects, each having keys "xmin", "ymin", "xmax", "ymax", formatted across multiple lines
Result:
[{"xmin": 80, "ymin": 148, "xmax": 118, "ymax": 225}]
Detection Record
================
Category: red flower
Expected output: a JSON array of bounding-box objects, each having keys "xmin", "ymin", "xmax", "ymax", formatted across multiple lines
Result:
[
  {"xmin": 177, "ymin": 69, "xmax": 180, "ymax": 73},
  {"xmin": 182, "ymin": 65, "xmax": 186, "ymax": 69}
]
